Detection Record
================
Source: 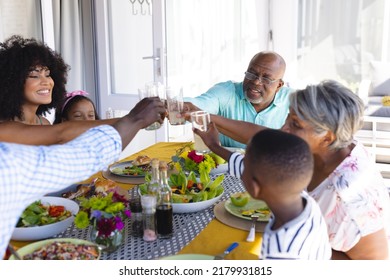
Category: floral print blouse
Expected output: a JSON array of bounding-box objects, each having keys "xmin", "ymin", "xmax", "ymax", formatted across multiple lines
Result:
[{"xmin": 309, "ymin": 141, "xmax": 390, "ymax": 252}]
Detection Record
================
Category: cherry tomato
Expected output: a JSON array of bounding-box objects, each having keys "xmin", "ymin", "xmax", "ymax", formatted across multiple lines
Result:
[{"xmin": 48, "ymin": 205, "xmax": 65, "ymax": 217}]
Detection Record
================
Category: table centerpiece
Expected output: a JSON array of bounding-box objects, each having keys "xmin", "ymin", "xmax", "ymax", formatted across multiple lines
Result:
[{"xmin": 74, "ymin": 190, "xmax": 131, "ymax": 253}]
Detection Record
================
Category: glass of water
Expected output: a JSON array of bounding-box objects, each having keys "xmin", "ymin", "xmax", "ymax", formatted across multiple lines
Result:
[
  {"xmin": 138, "ymin": 82, "xmax": 165, "ymax": 130},
  {"xmin": 190, "ymin": 111, "xmax": 210, "ymax": 154},
  {"xmin": 166, "ymin": 86, "xmax": 186, "ymax": 125}
]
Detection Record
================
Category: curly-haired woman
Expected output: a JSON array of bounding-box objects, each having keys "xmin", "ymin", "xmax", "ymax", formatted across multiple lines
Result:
[{"xmin": 0, "ymin": 35, "xmax": 69, "ymax": 124}]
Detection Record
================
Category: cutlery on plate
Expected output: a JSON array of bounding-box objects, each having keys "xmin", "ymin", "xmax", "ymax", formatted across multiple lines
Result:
[
  {"xmin": 214, "ymin": 242, "xmax": 239, "ymax": 260},
  {"xmin": 246, "ymin": 215, "xmax": 259, "ymax": 242}
]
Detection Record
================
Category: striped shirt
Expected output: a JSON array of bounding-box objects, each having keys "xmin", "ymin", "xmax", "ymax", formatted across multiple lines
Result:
[
  {"xmin": 261, "ymin": 193, "xmax": 331, "ymax": 260},
  {"xmin": 228, "ymin": 152, "xmax": 245, "ymax": 178},
  {"xmin": 0, "ymin": 125, "xmax": 122, "ymax": 258},
  {"xmin": 228, "ymin": 153, "xmax": 331, "ymax": 259}
]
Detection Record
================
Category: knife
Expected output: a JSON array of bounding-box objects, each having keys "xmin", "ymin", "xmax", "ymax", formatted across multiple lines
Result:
[{"xmin": 214, "ymin": 242, "xmax": 239, "ymax": 260}]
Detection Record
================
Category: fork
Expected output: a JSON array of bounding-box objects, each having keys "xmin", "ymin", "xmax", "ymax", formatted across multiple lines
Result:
[
  {"xmin": 246, "ymin": 215, "xmax": 259, "ymax": 242},
  {"xmin": 214, "ymin": 242, "xmax": 239, "ymax": 260}
]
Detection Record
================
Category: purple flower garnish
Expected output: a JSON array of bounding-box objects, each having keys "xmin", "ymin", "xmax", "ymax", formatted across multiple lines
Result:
[
  {"xmin": 91, "ymin": 210, "xmax": 102, "ymax": 219},
  {"xmin": 124, "ymin": 209, "xmax": 131, "ymax": 218}
]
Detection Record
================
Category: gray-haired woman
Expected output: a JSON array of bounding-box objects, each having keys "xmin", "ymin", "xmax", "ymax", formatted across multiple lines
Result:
[{"xmin": 193, "ymin": 80, "xmax": 390, "ymax": 260}]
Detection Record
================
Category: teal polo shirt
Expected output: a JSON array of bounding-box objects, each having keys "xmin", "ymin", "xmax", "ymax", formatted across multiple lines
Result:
[{"xmin": 184, "ymin": 81, "xmax": 292, "ymax": 148}]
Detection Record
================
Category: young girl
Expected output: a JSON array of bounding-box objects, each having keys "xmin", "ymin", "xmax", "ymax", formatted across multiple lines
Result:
[
  {"xmin": 0, "ymin": 35, "xmax": 69, "ymax": 125},
  {"xmin": 54, "ymin": 90, "xmax": 100, "ymax": 123}
]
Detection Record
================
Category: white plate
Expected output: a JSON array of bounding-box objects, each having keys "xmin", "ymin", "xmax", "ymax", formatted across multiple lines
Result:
[
  {"xmin": 209, "ymin": 147, "xmax": 244, "ymax": 175},
  {"xmin": 11, "ymin": 197, "xmax": 79, "ymax": 241},
  {"xmin": 209, "ymin": 163, "xmax": 228, "ymax": 175},
  {"xmin": 9, "ymin": 238, "xmax": 100, "ymax": 260},
  {"xmin": 109, "ymin": 160, "xmax": 146, "ymax": 178}
]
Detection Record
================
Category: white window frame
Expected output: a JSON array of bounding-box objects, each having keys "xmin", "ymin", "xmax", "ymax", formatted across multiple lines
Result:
[{"xmin": 93, "ymin": 0, "xmax": 168, "ymax": 144}]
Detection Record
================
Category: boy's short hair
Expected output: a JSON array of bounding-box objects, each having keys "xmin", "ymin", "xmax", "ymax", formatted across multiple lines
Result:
[{"xmin": 247, "ymin": 129, "xmax": 313, "ymax": 187}]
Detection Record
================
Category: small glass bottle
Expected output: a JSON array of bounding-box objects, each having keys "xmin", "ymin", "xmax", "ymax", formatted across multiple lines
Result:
[
  {"xmin": 156, "ymin": 161, "xmax": 173, "ymax": 238},
  {"xmin": 147, "ymin": 158, "xmax": 160, "ymax": 196},
  {"xmin": 141, "ymin": 194, "xmax": 157, "ymax": 242},
  {"xmin": 129, "ymin": 197, "xmax": 143, "ymax": 237}
]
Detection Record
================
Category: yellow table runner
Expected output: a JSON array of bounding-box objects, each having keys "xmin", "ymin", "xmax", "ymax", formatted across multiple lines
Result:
[{"xmin": 178, "ymin": 219, "xmax": 262, "ymax": 260}]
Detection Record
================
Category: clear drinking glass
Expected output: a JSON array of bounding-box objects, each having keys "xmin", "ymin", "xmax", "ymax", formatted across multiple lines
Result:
[
  {"xmin": 138, "ymin": 82, "xmax": 165, "ymax": 130},
  {"xmin": 190, "ymin": 111, "xmax": 211, "ymax": 154},
  {"xmin": 166, "ymin": 86, "xmax": 186, "ymax": 125}
]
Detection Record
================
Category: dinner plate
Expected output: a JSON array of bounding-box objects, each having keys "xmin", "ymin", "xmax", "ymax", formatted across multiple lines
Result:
[
  {"xmin": 209, "ymin": 163, "xmax": 228, "ymax": 175},
  {"xmin": 8, "ymin": 238, "xmax": 100, "ymax": 260},
  {"xmin": 160, "ymin": 254, "xmax": 214, "ymax": 260},
  {"xmin": 109, "ymin": 161, "xmax": 146, "ymax": 178},
  {"xmin": 209, "ymin": 147, "xmax": 245, "ymax": 175},
  {"xmin": 224, "ymin": 197, "xmax": 270, "ymax": 222}
]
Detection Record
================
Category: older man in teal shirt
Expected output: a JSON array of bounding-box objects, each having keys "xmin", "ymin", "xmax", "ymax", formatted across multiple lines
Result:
[{"xmin": 184, "ymin": 51, "xmax": 292, "ymax": 148}]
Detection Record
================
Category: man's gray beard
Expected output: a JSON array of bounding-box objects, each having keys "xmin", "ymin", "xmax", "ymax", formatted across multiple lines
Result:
[{"xmin": 245, "ymin": 92, "xmax": 263, "ymax": 104}]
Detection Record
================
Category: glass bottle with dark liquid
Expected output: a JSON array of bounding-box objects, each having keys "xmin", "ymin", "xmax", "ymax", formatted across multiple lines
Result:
[{"xmin": 156, "ymin": 161, "xmax": 173, "ymax": 238}]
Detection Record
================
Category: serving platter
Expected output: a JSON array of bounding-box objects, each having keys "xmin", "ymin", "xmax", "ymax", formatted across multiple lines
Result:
[
  {"xmin": 9, "ymin": 238, "xmax": 100, "ymax": 260},
  {"xmin": 224, "ymin": 197, "xmax": 270, "ymax": 222}
]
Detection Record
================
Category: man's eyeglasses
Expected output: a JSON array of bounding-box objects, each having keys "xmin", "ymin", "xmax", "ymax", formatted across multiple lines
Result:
[{"xmin": 244, "ymin": 72, "xmax": 279, "ymax": 86}]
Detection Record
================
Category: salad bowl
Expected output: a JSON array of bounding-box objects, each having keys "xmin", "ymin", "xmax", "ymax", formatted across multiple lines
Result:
[
  {"xmin": 11, "ymin": 196, "xmax": 79, "ymax": 241},
  {"xmin": 138, "ymin": 170, "xmax": 225, "ymax": 213},
  {"xmin": 171, "ymin": 190, "xmax": 224, "ymax": 213}
]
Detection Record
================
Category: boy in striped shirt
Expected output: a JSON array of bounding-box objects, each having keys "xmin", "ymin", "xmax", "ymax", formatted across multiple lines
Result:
[{"xmin": 242, "ymin": 129, "xmax": 331, "ymax": 259}]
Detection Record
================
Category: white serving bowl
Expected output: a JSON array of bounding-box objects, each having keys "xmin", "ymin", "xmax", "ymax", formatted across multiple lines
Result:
[
  {"xmin": 171, "ymin": 190, "xmax": 224, "ymax": 213},
  {"xmin": 11, "ymin": 196, "xmax": 79, "ymax": 241},
  {"xmin": 138, "ymin": 187, "xmax": 224, "ymax": 213}
]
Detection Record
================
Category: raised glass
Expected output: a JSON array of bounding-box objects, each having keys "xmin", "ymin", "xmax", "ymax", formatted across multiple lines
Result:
[{"xmin": 190, "ymin": 111, "xmax": 210, "ymax": 154}]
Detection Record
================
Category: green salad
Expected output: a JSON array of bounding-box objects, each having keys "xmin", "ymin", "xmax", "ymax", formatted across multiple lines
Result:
[
  {"xmin": 17, "ymin": 200, "xmax": 72, "ymax": 227},
  {"xmin": 111, "ymin": 165, "xmax": 147, "ymax": 176},
  {"xmin": 139, "ymin": 170, "xmax": 224, "ymax": 203}
]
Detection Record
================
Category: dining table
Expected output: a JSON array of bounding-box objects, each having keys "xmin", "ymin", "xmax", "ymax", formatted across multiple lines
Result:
[{"xmin": 10, "ymin": 142, "xmax": 264, "ymax": 260}]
